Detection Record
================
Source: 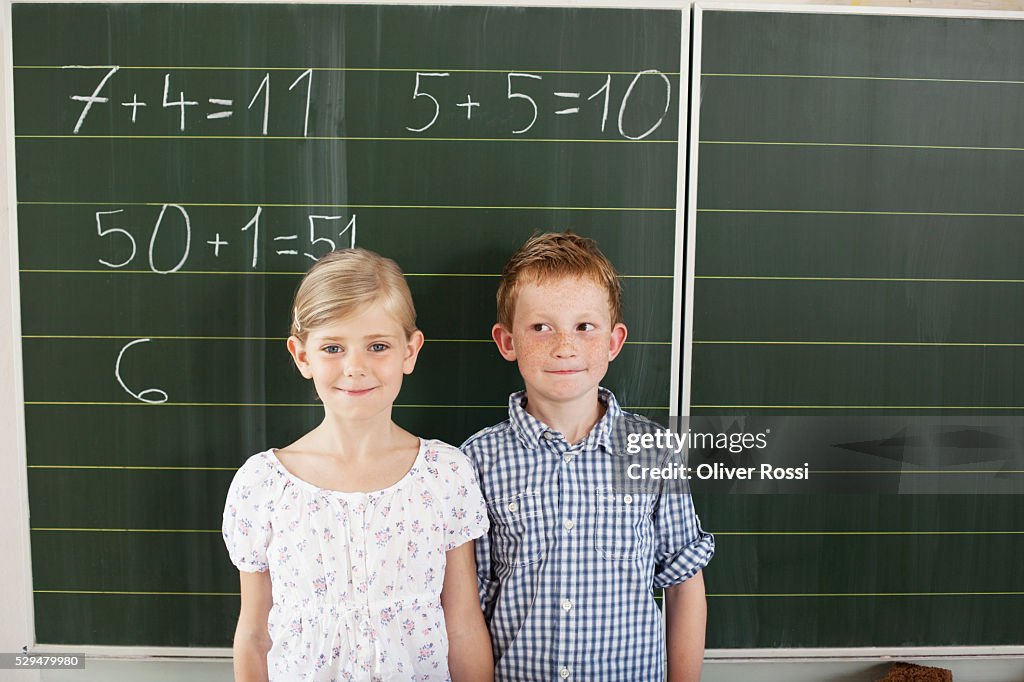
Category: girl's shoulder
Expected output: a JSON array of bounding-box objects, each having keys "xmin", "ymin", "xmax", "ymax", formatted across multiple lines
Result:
[
  {"xmin": 416, "ymin": 439, "xmax": 477, "ymax": 481},
  {"xmin": 229, "ymin": 449, "xmax": 286, "ymax": 491}
]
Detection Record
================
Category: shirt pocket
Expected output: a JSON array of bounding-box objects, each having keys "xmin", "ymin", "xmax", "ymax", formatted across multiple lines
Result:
[
  {"xmin": 486, "ymin": 490, "xmax": 545, "ymax": 567},
  {"xmin": 592, "ymin": 487, "xmax": 651, "ymax": 561}
]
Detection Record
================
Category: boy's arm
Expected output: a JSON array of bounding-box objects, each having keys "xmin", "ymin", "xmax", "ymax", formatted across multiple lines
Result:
[
  {"xmin": 233, "ymin": 569, "xmax": 273, "ymax": 682},
  {"xmin": 442, "ymin": 540, "xmax": 495, "ymax": 681},
  {"xmin": 664, "ymin": 569, "xmax": 707, "ymax": 682}
]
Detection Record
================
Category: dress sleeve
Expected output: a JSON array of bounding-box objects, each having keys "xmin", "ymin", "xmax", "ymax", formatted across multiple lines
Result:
[
  {"xmin": 442, "ymin": 448, "xmax": 490, "ymax": 552},
  {"xmin": 222, "ymin": 454, "xmax": 274, "ymax": 573}
]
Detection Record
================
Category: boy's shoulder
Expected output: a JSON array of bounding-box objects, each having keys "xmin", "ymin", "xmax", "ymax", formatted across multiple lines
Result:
[{"xmin": 459, "ymin": 419, "xmax": 516, "ymax": 458}]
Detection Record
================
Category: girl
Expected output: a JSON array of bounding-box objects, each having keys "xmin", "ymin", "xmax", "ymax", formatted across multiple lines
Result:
[{"xmin": 223, "ymin": 249, "xmax": 493, "ymax": 681}]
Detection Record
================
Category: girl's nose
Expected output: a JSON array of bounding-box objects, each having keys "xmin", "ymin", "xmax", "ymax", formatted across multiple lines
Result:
[{"xmin": 343, "ymin": 353, "xmax": 368, "ymax": 376}]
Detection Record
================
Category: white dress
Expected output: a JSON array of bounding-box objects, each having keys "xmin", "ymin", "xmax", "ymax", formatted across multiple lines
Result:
[{"xmin": 222, "ymin": 438, "xmax": 489, "ymax": 681}]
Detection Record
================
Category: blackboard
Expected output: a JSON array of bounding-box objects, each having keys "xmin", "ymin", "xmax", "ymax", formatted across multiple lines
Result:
[
  {"xmin": 12, "ymin": 3, "xmax": 683, "ymax": 647},
  {"xmin": 688, "ymin": 5, "xmax": 1024, "ymax": 648}
]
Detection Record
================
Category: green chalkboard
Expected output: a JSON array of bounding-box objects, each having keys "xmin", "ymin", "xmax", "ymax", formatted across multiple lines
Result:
[
  {"xmin": 690, "ymin": 7, "xmax": 1024, "ymax": 647},
  {"xmin": 13, "ymin": 3, "xmax": 683, "ymax": 646}
]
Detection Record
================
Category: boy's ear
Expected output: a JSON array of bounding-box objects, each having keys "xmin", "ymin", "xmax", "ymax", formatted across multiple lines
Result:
[
  {"xmin": 402, "ymin": 330, "xmax": 426, "ymax": 375},
  {"xmin": 491, "ymin": 323, "xmax": 517, "ymax": 362},
  {"xmin": 287, "ymin": 336, "xmax": 314, "ymax": 379},
  {"xmin": 607, "ymin": 322, "xmax": 628, "ymax": 361}
]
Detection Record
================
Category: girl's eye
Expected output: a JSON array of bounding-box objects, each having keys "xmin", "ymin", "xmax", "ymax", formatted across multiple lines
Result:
[
  {"xmin": 577, "ymin": 323, "xmax": 595, "ymax": 332},
  {"xmin": 369, "ymin": 343, "xmax": 389, "ymax": 352},
  {"xmin": 323, "ymin": 345, "xmax": 342, "ymax": 354}
]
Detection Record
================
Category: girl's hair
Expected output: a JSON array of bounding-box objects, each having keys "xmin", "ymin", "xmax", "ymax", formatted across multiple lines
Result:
[{"xmin": 290, "ymin": 249, "xmax": 418, "ymax": 341}]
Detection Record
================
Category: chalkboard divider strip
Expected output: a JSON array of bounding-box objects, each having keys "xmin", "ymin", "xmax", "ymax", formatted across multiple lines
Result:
[
  {"xmin": 19, "ymin": 66, "xmax": 682, "ymax": 76},
  {"xmin": 18, "ymin": 201, "xmax": 675, "ymax": 211},
  {"xmin": 701, "ymin": 140, "xmax": 1024, "ymax": 152},
  {"xmin": 703, "ymin": 73, "xmax": 1024, "ymax": 86},
  {"xmin": 17, "ymin": 135, "xmax": 674, "ymax": 143}
]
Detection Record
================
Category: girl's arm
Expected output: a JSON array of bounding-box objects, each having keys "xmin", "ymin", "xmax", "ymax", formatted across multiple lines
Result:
[
  {"xmin": 441, "ymin": 540, "xmax": 494, "ymax": 682},
  {"xmin": 233, "ymin": 569, "xmax": 273, "ymax": 682}
]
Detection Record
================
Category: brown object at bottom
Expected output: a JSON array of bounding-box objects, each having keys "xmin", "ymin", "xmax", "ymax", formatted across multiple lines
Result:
[{"xmin": 876, "ymin": 662, "xmax": 954, "ymax": 682}]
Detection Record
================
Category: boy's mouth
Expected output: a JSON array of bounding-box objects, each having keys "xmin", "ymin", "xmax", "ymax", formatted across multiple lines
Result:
[{"xmin": 548, "ymin": 369, "xmax": 584, "ymax": 375}]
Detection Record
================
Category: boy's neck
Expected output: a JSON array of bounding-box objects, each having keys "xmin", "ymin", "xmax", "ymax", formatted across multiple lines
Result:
[{"xmin": 523, "ymin": 389, "xmax": 607, "ymax": 445}]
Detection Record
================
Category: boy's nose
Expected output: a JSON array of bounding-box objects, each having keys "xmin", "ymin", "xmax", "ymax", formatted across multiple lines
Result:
[{"xmin": 553, "ymin": 333, "xmax": 577, "ymax": 358}]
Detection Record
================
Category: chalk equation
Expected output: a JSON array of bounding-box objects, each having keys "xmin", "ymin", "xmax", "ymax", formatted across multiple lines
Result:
[
  {"xmin": 93, "ymin": 205, "xmax": 357, "ymax": 273},
  {"xmin": 64, "ymin": 66, "xmax": 672, "ymax": 139}
]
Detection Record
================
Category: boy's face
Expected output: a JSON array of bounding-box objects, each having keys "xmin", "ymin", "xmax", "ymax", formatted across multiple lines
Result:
[{"xmin": 492, "ymin": 275, "xmax": 627, "ymax": 409}]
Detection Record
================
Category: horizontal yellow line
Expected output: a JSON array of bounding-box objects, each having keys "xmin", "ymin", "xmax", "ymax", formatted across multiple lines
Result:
[
  {"xmin": 18, "ymin": 134, "xmax": 672, "ymax": 144},
  {"xmin": 698, "ymin": 208, "xmax": 1024, "ymax": 217},
  {"xmin": 24, "ymin": 401, "xmax": 668, "ymax": 410},
  {"xmin": 19, "ymin": 201, "xmax": 673, "ymax": 211},
  {"xmin": 32, "ymin": 527, "xmax": 220, "ymax": 533},
  {"xmin": 19, "ymin": 65, "xmax": 679, "ymax": 75},
  {"xmin": 691, "ymin": 405, "xmax": 1024, "ymax": 410},
  {"xmin": 20, "ymin": 334, "xmax": 670, "ymax": 345},
  {"xmin": 40, "ymin": 589, "xmax": 1024, "ymax": 598},
  {"xmin": 817, "ymin": 470, "xmax": 1024, "ymax": 475},
  {"xmin": 716, "ymin": 531, "xmax": 1024, "ymax": 536},
  {"xmin": 703, "ymin": 73, "xmax": 1024, "ymax": 86},
  {"xmin": 695, "ymin": 340, "xmax": 1024, "ymax": 347},
  {"xmin": 33, "ymin": 528, "xmax": 1024, "ymax": 536},
  {"xmin": 697, "ymin": 275, "xmax": 1024, "ymax": 284},
  {"xmin": 701, "ymin": 140, "xmax": 1024, "ymax": 153},
  {"xmin": 708, "ymin": 591, "xmax": 1024, "ymax": 598},
  {"xmin": 29, "ymin": 465, "xmax": 234, "ymax": 471},
  {"xmin": 35, "ymin": 590, "xmax": 237, "ymax": 596},
  {"xmin": 18, "ymin": 269, "xmax": 672, "ymax": 279}
]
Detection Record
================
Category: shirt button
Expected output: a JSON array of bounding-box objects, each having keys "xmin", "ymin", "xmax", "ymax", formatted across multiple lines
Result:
[
  {"xmin": 623, "ymin": 494, "xmax": 633, "ymax": 504},
  {"xmin": 563, "ymin": 454, "xmax": 572, "ymax": 463},
  {"xmin": 560, "ymin": 668, "xmax": 571, "ymax": 679},
  {"xmin": 507, "ymin": 501, "xmax": 519, "ymax": 513},
  {"xmin": 563, "ymin": 519, "xmax": 575, "ymax": 531},
  {"xmin": 561, "ymin": 599, "xmax": 573, "ymax": 612},
  {"xmin": 543, "ymin": 432, "xmax": 555, "ymax": 441}
]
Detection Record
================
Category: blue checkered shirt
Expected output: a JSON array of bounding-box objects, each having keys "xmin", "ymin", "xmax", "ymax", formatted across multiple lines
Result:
[{"xmin": 461, "ymin": 388, "xmax": 715, "ymax": 682}]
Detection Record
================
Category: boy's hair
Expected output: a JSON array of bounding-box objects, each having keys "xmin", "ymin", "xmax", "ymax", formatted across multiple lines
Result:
[
  {"xmin": 290, "ymin": 248, "xmax": 417, "ymax": 341},
  {"xmin": 497, "ymin": 231, "xmax": 623, "ymax": 328}
]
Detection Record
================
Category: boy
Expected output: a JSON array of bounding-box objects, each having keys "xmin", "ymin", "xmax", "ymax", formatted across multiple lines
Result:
[{"xmin": 462, "ymin": 232, "xmax": 715, "ymax": 681}]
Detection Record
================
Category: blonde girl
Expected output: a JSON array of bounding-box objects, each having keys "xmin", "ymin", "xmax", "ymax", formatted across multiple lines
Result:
[{"xmin": 223, "ymin": 249, "xmax": 492, "ymax": 681}]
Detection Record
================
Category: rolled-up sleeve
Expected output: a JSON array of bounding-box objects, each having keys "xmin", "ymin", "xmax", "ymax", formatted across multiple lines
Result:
[{"xmin": 651, "ymin": 482, "xmax": 715, "ymax": 589}]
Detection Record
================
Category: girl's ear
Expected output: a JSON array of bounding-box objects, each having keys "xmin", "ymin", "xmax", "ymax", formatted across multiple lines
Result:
[
  {"xmin": 402, "ymin": 330, "xmax": 426, "ymax": 375},
  {"xmin": 287, "ymin": 336, "xmax": 313, "ymax": 379},
  {"xmin": 492, "ymin": 323, "xmax": 517, "ymax": 362}
]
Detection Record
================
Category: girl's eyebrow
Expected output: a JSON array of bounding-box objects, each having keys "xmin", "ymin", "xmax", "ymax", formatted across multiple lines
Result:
[{"xmin": 319, "ymin": 333, "xmax": 400, "ymax": 342}]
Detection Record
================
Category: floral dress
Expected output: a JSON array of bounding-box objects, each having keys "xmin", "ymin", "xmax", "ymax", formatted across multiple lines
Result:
[{"xmin": 222, "ymin": 438, "xmax": 489, "ymax": 681}]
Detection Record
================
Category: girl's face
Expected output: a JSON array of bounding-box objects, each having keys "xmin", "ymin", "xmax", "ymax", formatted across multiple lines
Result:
[{"xmin": 288, "ymin": 304, "xmax": 424, "ymax": 423}]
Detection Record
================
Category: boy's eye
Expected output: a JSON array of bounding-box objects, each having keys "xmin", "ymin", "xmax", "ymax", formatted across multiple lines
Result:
[
  {"xmin": 531, "ymin": 323, "xmax": 550, "ymax": 332},
  {"xmin": 369, "ymin": 343, "xmax": 389, "ymax": 352},
  {"xmin": 577, "ymin": 323, "xmax": 596, "ymax": 332}
]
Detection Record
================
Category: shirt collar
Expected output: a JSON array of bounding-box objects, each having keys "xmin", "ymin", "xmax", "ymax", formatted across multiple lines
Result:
[{"xmin": 508, "ymin": 387, "xmax": 623, "ymax": 455}]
